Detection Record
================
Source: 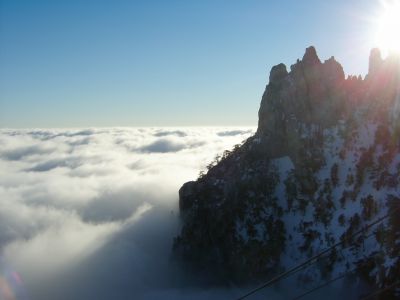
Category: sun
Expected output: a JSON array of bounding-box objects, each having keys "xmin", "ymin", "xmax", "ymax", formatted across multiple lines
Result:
[{"xmin": 374, "ymin": 0, "xmax": 400, "ymax": 56}]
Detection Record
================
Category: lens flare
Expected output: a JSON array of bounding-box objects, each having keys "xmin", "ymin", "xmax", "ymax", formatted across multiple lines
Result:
[{"xmin": 0, "ymin": 258, "xmax": 28, "ymax": 300}]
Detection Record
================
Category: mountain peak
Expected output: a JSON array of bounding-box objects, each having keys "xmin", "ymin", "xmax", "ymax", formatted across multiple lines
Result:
[
  {"xmin": 257, "ymin": 46, "xmax": 346, "ymax": 149},
  {"xmin": 269, "ymin": 63, "xmax": 288, "ymax": 85},
  {"xmin": 173, "ymin": 47, "xmax": 400, "ymax": 295},
  {"xmin": 257, "ymin": 46, "xmax": 400, "ymax": 143},
  {"xmin": 302, "ymin": 46, "xmax": 321, "ymax": 66},
  {"xmin": 368, "ymin": 48, "xmax": 383, "ymax": 75}
]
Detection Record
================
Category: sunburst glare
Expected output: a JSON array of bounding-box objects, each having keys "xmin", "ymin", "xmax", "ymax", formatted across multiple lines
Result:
[{"xmin": 373, "ymin": 0, "xmax": 400, "ymax": 56}]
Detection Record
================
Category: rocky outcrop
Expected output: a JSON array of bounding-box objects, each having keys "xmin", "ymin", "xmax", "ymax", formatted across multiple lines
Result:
[
  {"xmin": 368, "ymin": 48, "xmax": 383, "ymax": 76},
  {"xmin": 257, "ymin": 46, "xmax": 347, "ymax": 160},
  {"xmin": 173, "ymin": 47, "xmax": 400, "ymax": 296}
]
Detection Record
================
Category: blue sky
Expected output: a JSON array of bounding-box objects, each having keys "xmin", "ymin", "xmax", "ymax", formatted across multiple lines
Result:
[{"xmin": 0, "ymin": 0, "xmax": 383, "ymax": 127}]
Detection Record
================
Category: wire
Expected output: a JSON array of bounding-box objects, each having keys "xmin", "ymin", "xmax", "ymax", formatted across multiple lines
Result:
[
  {"xmin": 235, "ymin": 206, "xmax": 400, "ymax": 300},
  {"xmin": 291, "ymin": 273, "xmax": 346, "ymax": 300},
  {"xmin": 290, "ymin": 246, "xmax": 381, "ymax": 300},
  {"xmin": 359, "ymin": 280, "xmax": 400, "ymax": 300}
]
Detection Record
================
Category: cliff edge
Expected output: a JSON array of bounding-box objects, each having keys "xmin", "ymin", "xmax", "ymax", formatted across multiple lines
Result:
[{"xmin": 173, "ymin": 47, "xmax": 400, "ymax": 296}]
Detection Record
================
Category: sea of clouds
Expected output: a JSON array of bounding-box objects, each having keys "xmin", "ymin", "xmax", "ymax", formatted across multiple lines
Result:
[{"xmin": 0, "ymin": 127, "xmax": 291, "ymax": 300}]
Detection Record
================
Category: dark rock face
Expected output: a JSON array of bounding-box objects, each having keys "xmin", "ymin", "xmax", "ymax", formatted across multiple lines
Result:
[
  {"xmin": 302, "ymin": 46, "xmax": 321, "ymax": 66},
  {"xmin": 173, "ymin": 47, "xmax": 400, "ymax": 294},
  {"xmin": 257, "ymin": 48, "xmax": 347, "ymax": 160}
]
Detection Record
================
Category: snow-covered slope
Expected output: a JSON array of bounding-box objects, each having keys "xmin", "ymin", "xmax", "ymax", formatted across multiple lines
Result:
[{"xmin": 173, "ymin": 47, "xmax": 400, "ymax": 297}]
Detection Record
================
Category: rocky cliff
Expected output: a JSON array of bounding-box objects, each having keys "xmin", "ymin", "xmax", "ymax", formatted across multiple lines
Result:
[{"xmin": 173, "ymin": 47, "xmax": 400, "ymax": 297}]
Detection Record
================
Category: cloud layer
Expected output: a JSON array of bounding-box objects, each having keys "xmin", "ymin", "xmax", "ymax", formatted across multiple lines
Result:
[{"xmin": 0, "ymin": 127, "xmax": 258, "ymax": 300}]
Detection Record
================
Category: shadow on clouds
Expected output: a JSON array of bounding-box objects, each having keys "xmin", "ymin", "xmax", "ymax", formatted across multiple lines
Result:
[
  {"xmin": 217, "ymin": 129, "xmax": 253, "ymax": 137},
  {"xmin": 138, "ymin": 139, "xmax": 186, "ymax": 153}
]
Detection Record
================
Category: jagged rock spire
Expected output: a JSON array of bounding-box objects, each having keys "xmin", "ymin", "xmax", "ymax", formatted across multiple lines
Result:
[
  {"xmin": 368, "ymin": 48, "xmax": 383, "ymax": 76},
  {"xmin": 269, "ymin": 63, "xmax": 288, "ymax": 85},
  {"xmin": 257, "ymin": 46, "xmax": 346, "ymax": 143},
  {"xmin": 302, "ymin": 46, "xmax": 321, "ymax": 66}
]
